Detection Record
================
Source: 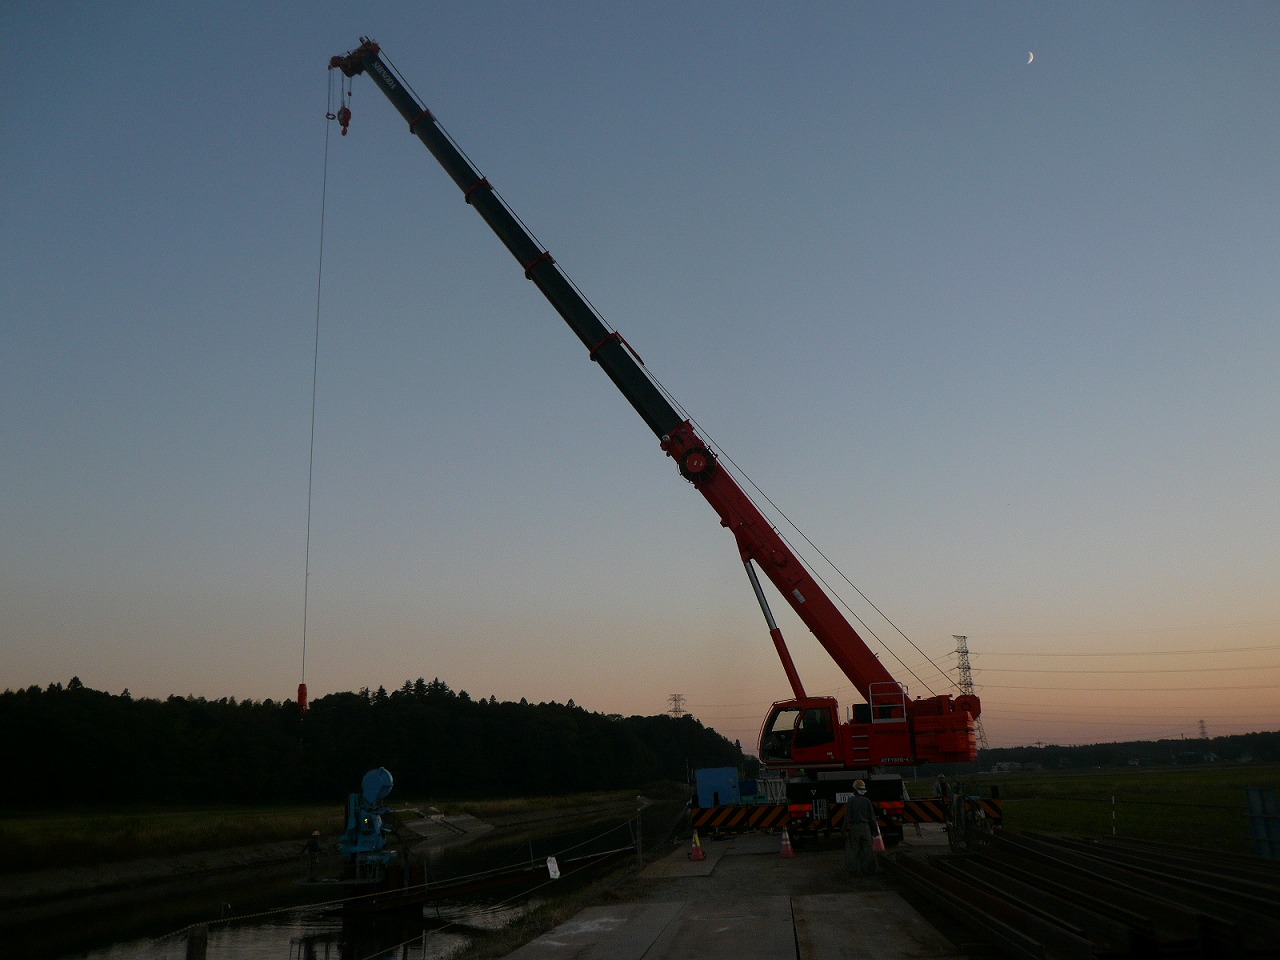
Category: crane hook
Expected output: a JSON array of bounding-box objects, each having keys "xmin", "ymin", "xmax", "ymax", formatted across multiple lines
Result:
[{"xmin": 336, "ymin": 104, "xmax": 352, "ymax": 136}]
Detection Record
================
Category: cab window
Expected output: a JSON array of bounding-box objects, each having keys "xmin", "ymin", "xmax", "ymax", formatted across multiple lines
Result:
[
  {"xmin": 794, "ymin": 706, "xmax": 834, "ymax": 748},
  {"xmin": 761, "ymin": 707, "xmax": 800, "ymax": 760}
]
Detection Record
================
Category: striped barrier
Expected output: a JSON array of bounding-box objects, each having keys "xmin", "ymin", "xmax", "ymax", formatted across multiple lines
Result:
[
  {"xmin": 903, "ymin": 799, "xmax": 948, "ymax": 823},
  {"xmin": 692, "ymin": 797, "xmax": 1003, "ymax": 834},
  {"xmin": 690, "ymin": 803, "xmax": 790, "ymax": 832},
  {"xmin": 902, "ymin": 798, "xmax": 1004, "ymax": 824}
]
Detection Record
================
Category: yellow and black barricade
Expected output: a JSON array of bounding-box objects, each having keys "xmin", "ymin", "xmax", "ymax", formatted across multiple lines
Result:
[
  {"xmin": 690, "ymin": 803, "xmax": 790, "ymax": 833},
  {"xmin": 903, "ymin": 798, "xmax": 948, "ymax": 823},
  {"xmin": 902, "ymin": 797, "xmax": 1003, "ymax": 824}
]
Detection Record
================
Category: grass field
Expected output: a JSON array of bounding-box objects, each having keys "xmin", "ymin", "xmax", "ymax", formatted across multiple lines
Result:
[
  {"xmin": 910, "ymin": 763, "xmax": 1280, "ymax": 855},
  {"xmin": 5, "ymin": 769, "xmax": 1276, "ymax": 874},
  {"xmin": 0, "ymin": 790, "xmax": 660, "ymax": 875},
  {"xmin": 0, "ymin": 806, "xmax": 345, "ymax": 874}
]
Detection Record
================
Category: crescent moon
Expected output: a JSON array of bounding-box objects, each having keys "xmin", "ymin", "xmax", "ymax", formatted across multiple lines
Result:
[{"xmin": 1027, "ymin": 51, "xmax": 1034, "ymax": 64}]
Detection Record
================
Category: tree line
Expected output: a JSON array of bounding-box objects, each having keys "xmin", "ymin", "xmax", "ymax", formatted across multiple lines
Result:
[
  {"xmin": 1, "ymin": 677, "xmax": 754, "ymax": 809},
  {"xmin": 977, "ymin": 731, "xmax": 1280, "ymax": 772}
]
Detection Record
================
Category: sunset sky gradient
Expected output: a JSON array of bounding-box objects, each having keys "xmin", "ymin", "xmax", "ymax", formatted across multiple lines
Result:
[{"xmin": 4, "ymin": 2, "xmax": 1277, "ymax": 752}]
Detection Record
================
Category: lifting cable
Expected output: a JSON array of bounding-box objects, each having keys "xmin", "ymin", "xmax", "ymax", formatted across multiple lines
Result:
[{"xmin": 298, "ymin": 76, "xmax": 343, "ymax": 715}]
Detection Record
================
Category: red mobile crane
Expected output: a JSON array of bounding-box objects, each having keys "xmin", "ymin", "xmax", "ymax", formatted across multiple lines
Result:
[{"xmin": 329, "ymin": 40, "xmax": 981, "ymax": 789}]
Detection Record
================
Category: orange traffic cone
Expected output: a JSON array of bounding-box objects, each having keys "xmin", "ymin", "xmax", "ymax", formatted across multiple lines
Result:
[
  {"xmin": 690, "ymin": 830, "xmax": 706, "ymax": 862},
  {"xmin": 779, "ymin": 829, "xmax": 795, "ymax": 859}
]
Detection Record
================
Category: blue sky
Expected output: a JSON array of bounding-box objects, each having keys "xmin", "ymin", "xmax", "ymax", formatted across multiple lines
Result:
[{"xmin": 3, "ymin": 2, "xmax": 1277, "ymax": 751}]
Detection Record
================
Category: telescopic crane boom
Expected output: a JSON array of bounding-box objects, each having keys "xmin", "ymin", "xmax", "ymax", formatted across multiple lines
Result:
[{"xmin": 329, "ymin": 39, "xmax": 980, "ymax": 769}]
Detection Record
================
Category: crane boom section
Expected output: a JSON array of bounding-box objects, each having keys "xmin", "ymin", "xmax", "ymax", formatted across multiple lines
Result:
[
  {"xmin": 330, "ymin": 41, "xmax": 981, "ymax": 757},
  {"xmin": 661, "ymin": 422, "xmax": 897, "ymax": 696},
  {"xmin": 331, "ymin": 39, "xmax": 899, "ymax": 698},
  {"xmin": 331, "ymin": 41, "xmax": 681, "ymax": 442}
]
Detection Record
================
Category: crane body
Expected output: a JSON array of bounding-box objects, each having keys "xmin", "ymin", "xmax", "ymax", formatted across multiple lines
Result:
[{"xmin": 329, "ymin": 39, "xmax": 980, "ymax": 780}]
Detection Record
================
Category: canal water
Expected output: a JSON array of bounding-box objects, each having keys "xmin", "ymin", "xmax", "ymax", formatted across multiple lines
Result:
[
  {"xmin": 64, "ymin": 894, "xmax": 532, "ymax": 960},
  {"xmin": 31, "ymin": 804, "xmax": 679, "ymax": 960}
]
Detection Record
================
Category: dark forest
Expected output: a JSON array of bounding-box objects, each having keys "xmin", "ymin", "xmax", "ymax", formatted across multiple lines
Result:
[{"xmin": 1, "ymin": 677, "xmax": 753, "ymax": 808}]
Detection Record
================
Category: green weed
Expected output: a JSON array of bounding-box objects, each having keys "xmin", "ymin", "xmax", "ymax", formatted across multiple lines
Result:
[{"xmin": 910, "ymin": 763, "xmax": 1279, "ymax": 855}]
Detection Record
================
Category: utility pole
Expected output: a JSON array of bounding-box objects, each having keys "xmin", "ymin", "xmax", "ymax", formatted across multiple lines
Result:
[
  {"xmin": 953, "ymin": 635, "xmax": 989, "ymax": 750},
  {"xmin": 667, "ymin": 693, "xmax": 686, "ymax": 717}
]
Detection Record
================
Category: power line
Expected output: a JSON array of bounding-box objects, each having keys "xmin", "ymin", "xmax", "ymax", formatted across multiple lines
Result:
[
  {"xmin": 990, "ymin": 704, "xmax": 1271, "ymax": 720},
  {"xmin": 975, "ymin": 683, "xmax": 1279, "ymax": 692},
  {"xmin": 981, "ymin": 621, "xmax": 1280, "ymax": 641},
  {"xmin": 969, "ymin": 643, "xmax": 1278, "ymax": 658},
  {"xmin": 977, "ymin": 663, "xmax": 1280, "ymax": 675}
]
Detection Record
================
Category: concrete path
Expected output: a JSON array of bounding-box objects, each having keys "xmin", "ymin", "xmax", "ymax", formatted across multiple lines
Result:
[{"xmin": 507, "ymin": 831, "xmax": 967, "ymax": 959}]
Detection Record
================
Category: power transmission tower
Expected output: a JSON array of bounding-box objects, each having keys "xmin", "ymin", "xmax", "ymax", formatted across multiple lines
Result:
[
  {"xmin": 667, "ymin": 693, "xmax": 686, "ymax": 717},
  {"xmin": 952, "ymin": 635, "xmax": 989, "ymax": 750}
]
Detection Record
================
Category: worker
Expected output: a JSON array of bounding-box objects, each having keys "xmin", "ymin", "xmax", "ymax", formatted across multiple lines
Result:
[
  {"xmin": 841, "ymin": 779, "xmax": 878, "ymax": 876},
  {"xmin": 302, "ymin": 830, "xmax": 322, "ymax": 879},
  {"xmin": 935, "ymin": 774, "xmax": 952, "ymax": 825},
  {"xmin": 902, "ymin": 782, "xmax": 923, "ymax": 837}
]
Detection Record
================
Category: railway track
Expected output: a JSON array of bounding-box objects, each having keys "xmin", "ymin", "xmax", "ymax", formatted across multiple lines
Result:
[{"xmin": 886, "ymin": 831, "xmax": 1280, "ymax": 959}]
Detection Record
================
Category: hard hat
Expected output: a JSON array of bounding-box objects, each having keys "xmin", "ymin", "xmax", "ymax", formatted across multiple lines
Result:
[
  {"xmin": 312, "ymin": 830, "xmax": 321, "ymax": 836},
  {"xmin": 853, "ymin": 779, "xmax": 866, "ymax": 791}
]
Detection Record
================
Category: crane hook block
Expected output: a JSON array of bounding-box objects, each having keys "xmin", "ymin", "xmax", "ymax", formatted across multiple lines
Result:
[{"xmin": 336, "ymin": 104, "xmax": 352, "ymax": 136}]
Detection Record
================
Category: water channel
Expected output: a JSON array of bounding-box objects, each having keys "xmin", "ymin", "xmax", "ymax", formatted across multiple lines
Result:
[{"xmin": 24, "ymin": 802, "xmax": 679, "ymax": 960}]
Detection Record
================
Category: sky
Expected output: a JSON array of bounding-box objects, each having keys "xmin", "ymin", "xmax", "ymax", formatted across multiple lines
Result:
[{"xmin": 3, "ymin": 2, "xmax": 1277, "ymax": 753}]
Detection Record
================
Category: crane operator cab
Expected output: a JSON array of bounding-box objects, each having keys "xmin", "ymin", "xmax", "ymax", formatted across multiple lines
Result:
[{"xmin": 760, "ymin": 698, "xmax": 841, "ymax": 767}]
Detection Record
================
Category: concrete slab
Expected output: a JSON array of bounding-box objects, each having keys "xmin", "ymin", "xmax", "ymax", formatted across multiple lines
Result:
[
  {"xmin": 639, "ymin": 840, "xmax": 723, "ymax": 878},
  {"xmin": 793, "ymin": 892, "xmax": 968, "ymax": 959},
  {"xmin": 508, "ymin": 891, "xmax": 967, "ymax": 960},
  {"xmin": 645, "ymin": 895, "xmax": 796, "ymax": 960},
  {"xmin": 509, "ymin": 895, "xmax": 798, "ymax": 960},
  {"xmin": 509, "ymin": 829, "xmax": 968, "ymax": 959},
  {"xmin": 639, "ymin": 831, "xmax": 783, "ymax": 879},
  {"xmin": 505, "ymin": 901, "xmax": 683, "ymax": 960},
  {"xmin": 717, "ymin": 833, "xmax": 786, "ymax": 856}
]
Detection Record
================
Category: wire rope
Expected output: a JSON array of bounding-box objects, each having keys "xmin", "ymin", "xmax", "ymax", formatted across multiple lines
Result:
[{"xmin": 298, "ymin": 77, "xmax": 336, "ymax": 700}]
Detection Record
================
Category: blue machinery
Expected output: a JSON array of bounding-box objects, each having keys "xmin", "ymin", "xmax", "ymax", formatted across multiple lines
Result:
[{"xmin": 339, "ymin": 767, "xmax": 397, "ymax": 880}]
